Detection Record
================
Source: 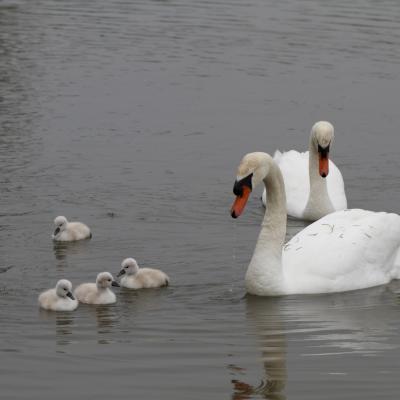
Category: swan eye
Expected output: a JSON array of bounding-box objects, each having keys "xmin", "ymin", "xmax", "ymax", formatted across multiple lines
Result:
[{"xmin": 233, "ymin": 173, "xmax": 253, "ymax": 196}]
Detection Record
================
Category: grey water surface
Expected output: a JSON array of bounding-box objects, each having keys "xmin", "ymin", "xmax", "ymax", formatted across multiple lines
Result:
[{"xmin": 1, "ymin": 0, "xmax": 400, "ymax": 399}]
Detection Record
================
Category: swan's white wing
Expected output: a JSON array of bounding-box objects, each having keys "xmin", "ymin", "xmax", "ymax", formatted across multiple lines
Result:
[
  {"xmin": 262, "ymin": 150, "xmax": 347, "ymax": 218},
  {"xmin": 274, "ymin": 150, "xmax": 309, "ymax": 218},
  {"xmin": 262, "ymin": 150, "xmax": 309, "ymax": 218},
  {"xmin": 326, "ymin": 160, "xmax": 347, "ymax": 210},
  {"xmin": 282, "ymin": 209, "xmax": 400, "ymax": 294}
]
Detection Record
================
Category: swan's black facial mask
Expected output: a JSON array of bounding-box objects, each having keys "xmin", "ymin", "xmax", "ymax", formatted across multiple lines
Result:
[
  {"xmin": 318, "ymin": 143, "xmax": 330, "ymax": 158},
  {"xmin": 117, "ymin": 269, "xmax": 125, "ymax": 277},
  {"xmin": 231, "ymin": 173, "xmax": 253, "ymax": 219},
  {"xmin": 54, "ymin": 227, "xmax": 60, "ymax": 236},
  {"xmin": 233, "ymin": 173, "xmax": 253, "ymax": 196},
  {"xmin": 66, "ymin": 292, "xmax": 75, "ymax": 300}
]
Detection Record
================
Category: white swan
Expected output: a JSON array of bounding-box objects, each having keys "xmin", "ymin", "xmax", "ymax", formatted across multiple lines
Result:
[
  {"xmin": 261, "ymin": 121, "xmax": 347, "ymax": 221},
  {"xmin": 231, "ymin": 152, "xmax": 400, "ymax": 296},
  {"xmin": 117, "ymin": 258, "xmax": 169, "ymax": 289},
  {"xmin": 74, "ymin": 272, "xmax": 119, "ymax": 304},
  {"xmin": 52, "ymin": 216, "xmax": 92, "ymax": 241},
  {"xmin": 38, "ymin": 279, "xmax": 78, "ymax": 311}
]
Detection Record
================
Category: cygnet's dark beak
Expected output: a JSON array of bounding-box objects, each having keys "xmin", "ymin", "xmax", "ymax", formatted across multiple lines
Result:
[
  {"xmin": 66, "ymin": 292, "xmax": 75, "ymax": 300},
  {"xmin": 54, "ymin": 227, "xmax": 60, "ymax": 236},
  {"xmin": 117, "ymin": 269, "xmax": 125, "ymax": 278},
  {"xmin": 112, "ymin": 280, "xmax": 120, "ymax": 287}
]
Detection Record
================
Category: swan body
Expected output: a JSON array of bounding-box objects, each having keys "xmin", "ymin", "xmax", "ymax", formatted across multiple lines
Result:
[
  {"xmin": 262, "ymin": 121, "xmax": 347, "ymax": 221},
  {"xmin": 74, "ymin": 272, "xmax": 119, "ymax": 305},
  {"xmin": 52, "ymin": 216, "xmax": 92, "ymax": 241},
  {"xmin": 117, "ymin": 258, "xmax": 169, "ymax": 289},
  {"xmin": 231, "ymin": 152, "xmax": 400, "ymax": 296},
  {"xmin": 38, "ymin": 279, "xmax": 78, "ymax": 311},
  {"xmin": 280, "ymin": 209, "xmax": 400, "ymax": 294}
]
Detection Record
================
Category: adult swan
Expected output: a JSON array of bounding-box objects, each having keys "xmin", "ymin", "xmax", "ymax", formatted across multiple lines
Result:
[
  {"xmin": 231, "ymin": 152, "xmax": 400, "ymax": 296},
  {"xmin": 261, "ymin": 121, "xmax": 347, "ymax": 221}
]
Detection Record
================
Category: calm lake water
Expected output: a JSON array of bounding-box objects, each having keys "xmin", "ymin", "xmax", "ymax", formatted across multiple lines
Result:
[{"xmin": 1, "ymin": 0, "xmax": 400, "ymax": 399}]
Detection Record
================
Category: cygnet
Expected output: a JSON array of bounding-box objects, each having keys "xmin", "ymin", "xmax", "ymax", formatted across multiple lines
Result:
[
  {"xmin": 74, "ymin": 272, "xmax": 119, "ymax": 305},
  {"xmin": 117, "ymin": 258, "xmax": 169, "ymax": 289},
  {"xmin": 52, "ymin": 216, "xmax": 92, "ymax": 241},
  {"xmin": 38, "ymin": 279, "xmax": 78, "ymax": 311}
]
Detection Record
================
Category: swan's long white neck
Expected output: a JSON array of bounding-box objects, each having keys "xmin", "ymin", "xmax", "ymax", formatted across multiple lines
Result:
[
  {"xmin": 303, "ymin": 135, "xmax": 334, "ymax": 220},
  {"xmin": 245, "ymin": 158, "xmax": 287, "ymax": 296}
]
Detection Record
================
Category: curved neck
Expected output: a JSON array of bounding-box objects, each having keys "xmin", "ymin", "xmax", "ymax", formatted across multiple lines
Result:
[
  {"xmin": 246, "ymin": 159, "xmax": 287, "ymax": 295},
  {"xmin": 303, "ymin": 136, "xmax": 334, "ymax": 220}
]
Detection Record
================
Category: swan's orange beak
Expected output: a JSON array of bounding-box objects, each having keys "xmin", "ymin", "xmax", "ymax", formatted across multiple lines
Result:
[
  {"xmin": 318, "ymin": 144, "xmax": 330, "ymax": 178},
  {"xmin": 231, "ymin": 173, "xmax": 253, "ymax": 218},
  {"xmin": 231, "ymin": 186, "xmax": 251, "ymax": 218},
  {"xmin": 319, "ymin": 154, "xmax": 329, "ymax": 177}
]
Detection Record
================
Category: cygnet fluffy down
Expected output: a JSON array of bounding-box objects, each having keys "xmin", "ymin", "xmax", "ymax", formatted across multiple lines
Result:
[
  {"xmin": 74, "ymin": 272, "xmax": 119, "ymax": 305},
  {"xmin": 117, "ymin": 258, "xmax": 169, "ymax": 289},
  {"xmin": 38, "ymin": 279, "xmax": 78, "ymax": 311},
  {"xmin": 52, "ymin": 216, "xmax": 92, "ymax": 241}
]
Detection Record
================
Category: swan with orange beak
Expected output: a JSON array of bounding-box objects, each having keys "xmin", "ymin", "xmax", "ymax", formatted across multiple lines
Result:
[
  {"xmin": 261, "ymin": 121, "xmax": 347, "ymax": 221},
  {"xmin": 230, "ymin": 152, "xmax": 400, "ymax": 296},
  {"xmin": 232, "ymin": 152, "xmax": 274, "ymax": 219}
]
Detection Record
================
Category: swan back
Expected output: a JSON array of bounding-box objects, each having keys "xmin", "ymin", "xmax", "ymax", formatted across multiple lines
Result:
[{"xmin": 282, "ymin": 209, "xmax": 400, "ymax": 293}]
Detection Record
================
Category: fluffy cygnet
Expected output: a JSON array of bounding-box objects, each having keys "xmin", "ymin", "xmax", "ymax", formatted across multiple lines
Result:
[
  {"xmin": 52, "ymin": 216, "xmax": 92, "ymax": 242},
  {"xmin": 38, "ymin": 279, "xmax": 78, "ymax": 311},
  {"xmin": 117, "ymin": 258, "xmax": 169, "ymax": 289},
  {"xmin": 74, "ymin": 272, "xmax": 120, "ymax": 305}
]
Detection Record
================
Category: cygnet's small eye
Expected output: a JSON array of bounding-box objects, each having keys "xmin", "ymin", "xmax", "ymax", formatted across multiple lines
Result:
[
  {"xmin": 108, "ymin": 279, "xmax": 111, "ymax": 282},
  {"xmin": 64, "ymin": 287, "xmax": 68, "ymax": 291},
  {"xmin": 125, "ymin": 266, "xmax": 128, "ymax": 269}
]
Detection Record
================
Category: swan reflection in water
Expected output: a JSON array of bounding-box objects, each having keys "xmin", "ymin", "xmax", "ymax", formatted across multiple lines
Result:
[
  {"xmin": 53, "ymin": 240, "xmax": 91, "ymax": 262},
  {"xmin": 55, "ymin": 312, "xmax": 75, "ymax": 347},
  {"xmin": 89, "ymin": 305, "xmax": 119, "ymax": 345},
  {"xmin": 231, "ymin": 296, "xmax": 286, "ymax": 400},
  {"xmin": 48, "ymin": 304, "xmax": 119, "ymax": 346},
  {"xmin": 231, "ymin": 285, "xmax": 400, "ymax": 400},
  {"xmin": 39, "ymin": 310, "xmax": 75, "ymax": 347}
]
